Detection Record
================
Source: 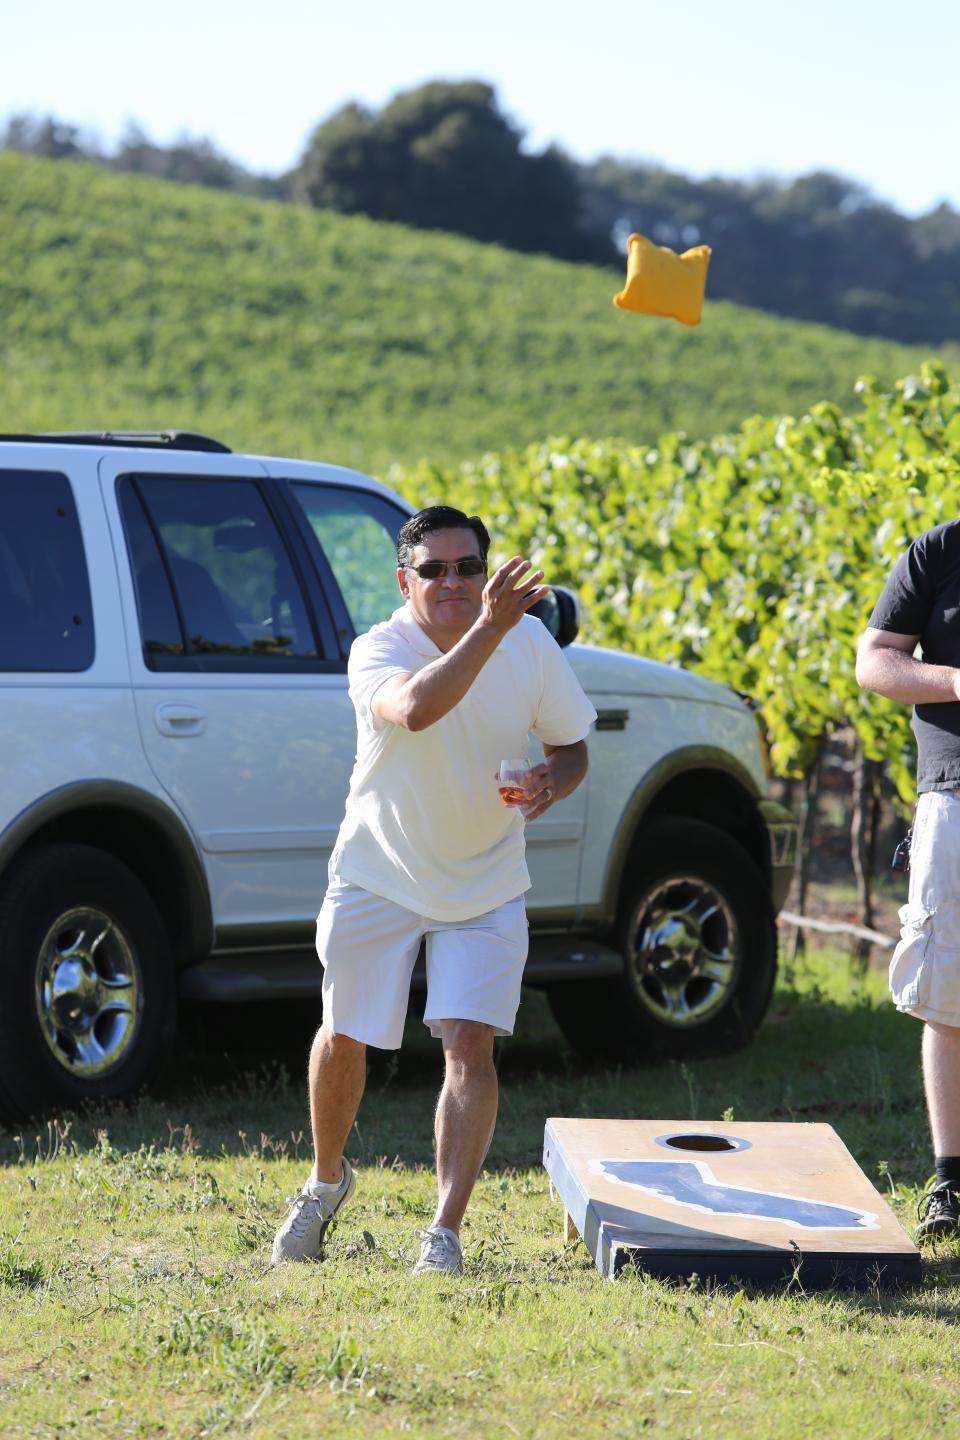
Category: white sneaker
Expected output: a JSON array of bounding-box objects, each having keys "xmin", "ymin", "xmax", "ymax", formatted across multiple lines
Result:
[
  {"xmin": 413, "ymin": 1226, "xmax": 463, "ymax": 1276},
  {"xmin": 271, "ymin": 1159, "xmax": 356, "ymax": 1264}
]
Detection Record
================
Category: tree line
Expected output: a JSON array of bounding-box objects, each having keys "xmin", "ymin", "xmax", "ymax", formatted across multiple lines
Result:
[{"xmin": 6, "ymin": 82, "xmax": 959, "ymax": 345}]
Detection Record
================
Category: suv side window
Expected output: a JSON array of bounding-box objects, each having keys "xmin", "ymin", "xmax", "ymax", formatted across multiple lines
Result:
[
  {"xmin": 118, "ymin": 475, "xmax": 323, "ymax": 669},
  {"xmin": 0, "ymin": 469, "xmax": 94, "ymax": 672},
  {"xmin": 289, "ymin": 484, "xmax": 405, "ymax": 636}
]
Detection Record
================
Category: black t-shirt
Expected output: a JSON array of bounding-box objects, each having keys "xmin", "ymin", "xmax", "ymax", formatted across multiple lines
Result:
[{"xmin": 869, "ymin": 519, "xmax": 960, "ymax": 792}]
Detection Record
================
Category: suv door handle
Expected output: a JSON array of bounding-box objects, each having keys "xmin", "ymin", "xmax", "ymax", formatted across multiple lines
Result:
[{"xmin": 155, "ymin": 703, "xmax": 207, "ymax": 737}]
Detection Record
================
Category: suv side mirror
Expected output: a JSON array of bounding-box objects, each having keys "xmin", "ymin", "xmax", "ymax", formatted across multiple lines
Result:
[{"xmin": 529, "ymin": 585, "xmax": 580, "ymax": 648}]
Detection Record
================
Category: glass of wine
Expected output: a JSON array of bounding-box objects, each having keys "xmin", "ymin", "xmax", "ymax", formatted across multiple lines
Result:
[{"xmin": 498, "ymin": 757, "xmax": 534, "ymax": 816}]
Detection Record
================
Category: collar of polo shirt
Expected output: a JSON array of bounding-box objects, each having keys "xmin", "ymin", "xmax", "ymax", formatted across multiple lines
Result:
[{"xmin": 396, "ymin": 602, "xmax": 507, "ymax": 655}]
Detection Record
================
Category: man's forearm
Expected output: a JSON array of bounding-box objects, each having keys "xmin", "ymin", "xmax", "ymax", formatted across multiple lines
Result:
[
  {"xmin": 543, "ymin": 741, "xmax": 589, "ymax": 800},
  {"xmin": 857, "ymin": 647, "xmax": 960, "ymax": 704},
  {"xmin": 515, "ymin": 740, "xmax": 589, "ymax": 822},
  {"xmin": 392, "ymin": 620, "xmax": 504, "ymax": 730}
]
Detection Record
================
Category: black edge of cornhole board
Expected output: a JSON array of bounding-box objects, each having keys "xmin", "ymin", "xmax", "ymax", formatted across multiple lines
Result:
[
  {"xmin": 611, "ymin": 1244, "xmax": 920, "ymax": 1291},
  {"xmin": 542, "ymin": 1120, "xmax": 921, "ymax": 1290}
]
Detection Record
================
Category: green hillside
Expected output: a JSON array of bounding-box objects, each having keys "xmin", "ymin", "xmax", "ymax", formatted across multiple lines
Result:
[{"xmin": 0, "ymin": 153, "xmax": 945, "ymax": 477}]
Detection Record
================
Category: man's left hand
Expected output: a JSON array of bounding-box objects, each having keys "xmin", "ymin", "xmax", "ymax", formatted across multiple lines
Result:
[
  {"xmin": 517, "ymin": 763, "xmax": 555, "ymax": 821},
  {"xmin": 497, "ymin": 741, "xmax": 589, "ymax": 822}
]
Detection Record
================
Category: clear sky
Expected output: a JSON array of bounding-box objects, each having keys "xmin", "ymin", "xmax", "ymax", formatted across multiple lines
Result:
[{"xmin": 3, "ymin": 0, "xmax": 957, "ymax": 215}]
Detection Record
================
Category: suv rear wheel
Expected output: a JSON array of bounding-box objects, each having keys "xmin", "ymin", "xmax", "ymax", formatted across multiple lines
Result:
[
  {"xmin": 0, "ymin": 844, "xmax": 175, "ymax": 1119},
  {"xmin": 547, "ymin": 818, "xmax": 777, "ymax": 1062}
]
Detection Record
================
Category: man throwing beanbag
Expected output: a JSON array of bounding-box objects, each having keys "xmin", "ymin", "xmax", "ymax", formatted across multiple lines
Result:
[{"xmin": 273, "ymin": 506, "xmax": 596, "ymax": 1275}]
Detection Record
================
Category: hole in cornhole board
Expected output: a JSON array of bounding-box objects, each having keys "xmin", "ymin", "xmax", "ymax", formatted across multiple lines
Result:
[{"xmin": 659, "ymin": 1133, "xmax": 742, "ymax": 1153}]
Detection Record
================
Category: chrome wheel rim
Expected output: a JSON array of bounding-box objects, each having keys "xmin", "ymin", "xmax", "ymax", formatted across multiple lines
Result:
[
  {"xmin": 34, "ymin": 906, "xmax": 143, "ymax": 1077},
  {"xmin": 625, "ymin": 876, "xmax": 740, "ymax": 1029}
]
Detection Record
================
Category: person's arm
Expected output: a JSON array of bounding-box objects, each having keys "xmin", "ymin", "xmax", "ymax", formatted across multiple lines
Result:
[
  {"xmin": 373, "ymin": 557, "xmax": 549, "ymax": 731},
  {"xmin": 856, "ymin": 627, "xmax": 960, "ymax": 703},
  {"xmin": 511, "ymin": 740, "xmax": 589, "ymax": 821}
]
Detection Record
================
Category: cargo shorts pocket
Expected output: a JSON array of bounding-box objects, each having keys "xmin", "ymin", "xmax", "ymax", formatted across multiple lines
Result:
[{"xmin": 889, "ymin": 903, "xmax": 934, "ymax": 1011}]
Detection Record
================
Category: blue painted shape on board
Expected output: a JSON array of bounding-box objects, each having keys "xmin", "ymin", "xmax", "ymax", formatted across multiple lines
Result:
[{"xmin": 589, "ymin": 1158, "xmax": 878, "ymax": 1230}]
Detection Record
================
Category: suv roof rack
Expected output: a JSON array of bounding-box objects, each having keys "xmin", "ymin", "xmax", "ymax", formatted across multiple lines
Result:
[{"xmin": 0, "ymin": 430, "xmax": 232, "ymax": 454}]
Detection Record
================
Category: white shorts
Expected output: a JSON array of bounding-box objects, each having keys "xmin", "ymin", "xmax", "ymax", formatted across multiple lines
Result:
[
  {"xmin": 316, "ymin": 877, "xmax": 529, "ymax": 1050},
  {"xmin": 890, "ymin": 790, "xmax": 960, "ymax": 1027}
]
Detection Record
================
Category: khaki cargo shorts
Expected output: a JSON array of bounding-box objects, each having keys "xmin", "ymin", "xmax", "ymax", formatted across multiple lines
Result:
[{"xmin": 890, "ymin": 790, "xmax": 960, "ymax": 1027}]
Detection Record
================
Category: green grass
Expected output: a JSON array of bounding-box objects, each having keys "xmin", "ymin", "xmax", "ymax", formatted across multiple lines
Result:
[
  {"xmin": 1, "ymin": 153, "xmax": 948, "ymax": 477},
  {"xmin": 1, "ymin": 949, "xmax": 958, "ymax": 1438}
]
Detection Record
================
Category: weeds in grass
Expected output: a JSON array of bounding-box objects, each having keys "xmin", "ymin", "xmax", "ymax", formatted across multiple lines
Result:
[
  {"xmin": 318, "ymin": 1331, "xmax": 373, "ymax": 1391},
  {"xmin": 11, "ymin": 1118, "xmax": 76, "ymax": 1166},
  {"xmin": 230, "ymin": 1219, "xmax": 267, "ymax": 1256},
  {"xmin": 877, "ymin": 1158, "xmax": 897, "ymax": 1197},
  {"xmin": 0, "ymin": 1234, "xmax": 45, "ymax": 1290},
  {"xmin": 151, "ymin": 1306, "xmax": 299, "ymax": 1382},
  {"xmin": 679, "ymin": 1061, "xmax": 698, "ymax": 1120},
  {"xmin": 166, "ymin": 1120, "xmax": 199, "ymax": 1155},
  {"xmin": 377, "ymin": 1190, "xmax": 431, "ymax": 1220},
  {"xmin": 472, "ymin": 1277, "xmax": 523, "ymax": 1316}
]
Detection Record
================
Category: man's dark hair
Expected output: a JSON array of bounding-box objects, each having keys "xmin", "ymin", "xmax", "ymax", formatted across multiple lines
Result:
[{"xmin": 396, "ymin": 506, "xmax": 490, "ymax": 569}]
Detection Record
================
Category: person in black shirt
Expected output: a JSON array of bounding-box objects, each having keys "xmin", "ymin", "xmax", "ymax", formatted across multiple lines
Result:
[{"xmin": 858, "ymin": 519, "xmax": 960, "ymax": 1241}]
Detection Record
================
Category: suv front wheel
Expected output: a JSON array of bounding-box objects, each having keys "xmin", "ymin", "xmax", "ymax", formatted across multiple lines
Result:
[
  {"xmin": 547, "ymin": 817, "xmax": 777, "ymax": 1062},
  {"xmin": 0, "ymin": 844, "xmax": 175, "ymax": 1120}
]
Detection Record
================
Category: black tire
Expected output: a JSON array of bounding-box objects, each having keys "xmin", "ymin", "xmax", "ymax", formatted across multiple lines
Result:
[
  {"xmin": 0, "ymin": 844, "xmax": 176, "ymax": 1121},
  {"xmin": 548, "ymin": 817, "xmax": 777, "ymax": 1063}
]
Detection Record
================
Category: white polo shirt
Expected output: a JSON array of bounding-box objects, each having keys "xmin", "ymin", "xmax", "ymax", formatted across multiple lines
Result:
[{"xmin": 329, "ymin": 604, "xmax": 597, "ymax": 921}]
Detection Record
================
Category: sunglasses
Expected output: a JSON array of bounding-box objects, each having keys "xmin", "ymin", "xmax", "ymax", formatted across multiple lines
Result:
[{"xmin": 405, "ymin": 559, "xmax": 487, "ymax": 580}]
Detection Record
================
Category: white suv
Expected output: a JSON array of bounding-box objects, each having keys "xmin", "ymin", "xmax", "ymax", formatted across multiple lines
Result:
[{"xmin": 0, "ymin": 432, "xmax": 796, "ymax": 1118}]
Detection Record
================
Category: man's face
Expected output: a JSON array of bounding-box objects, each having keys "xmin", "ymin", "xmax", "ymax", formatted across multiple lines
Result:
[{"xmin": 398, "ymin": 527, "xmax": 487, "ymax": 642}]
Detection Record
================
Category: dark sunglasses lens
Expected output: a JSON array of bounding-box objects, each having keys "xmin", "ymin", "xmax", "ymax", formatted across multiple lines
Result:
[{"xmin": 412, "ymin": 559, "xmax": 486, "ymax": 578}]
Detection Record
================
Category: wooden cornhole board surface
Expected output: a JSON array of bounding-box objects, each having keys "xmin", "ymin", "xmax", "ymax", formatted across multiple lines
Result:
[{"xmin": 543, "ymin": 1118, "xmax": 920, "ymax": 1288}]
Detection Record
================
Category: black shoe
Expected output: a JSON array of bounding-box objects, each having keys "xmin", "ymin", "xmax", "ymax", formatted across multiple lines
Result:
[{"xmin": 915, "ymin": 1182, "xmax": 960, "ymax": 1243}]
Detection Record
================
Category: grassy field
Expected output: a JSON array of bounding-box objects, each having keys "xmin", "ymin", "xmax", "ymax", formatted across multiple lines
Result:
[
  {"xmin": 1, "ymin": 948, "xmax": 958, "ymax": 1439},
  {"xmin": 0, "ymin": 153, "xmax": 946, "ymax": 478}
]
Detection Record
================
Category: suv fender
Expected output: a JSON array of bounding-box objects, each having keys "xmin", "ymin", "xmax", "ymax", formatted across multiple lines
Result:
[
  {"xmin": 600, "ymin": 747, "xmax": 766, "ymax": 924},
  {"xmin": 0, "ymin": 781, "xmax": 213, "ymax": 966}
]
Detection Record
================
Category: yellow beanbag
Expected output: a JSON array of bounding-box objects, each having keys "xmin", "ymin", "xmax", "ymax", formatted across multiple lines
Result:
[{"xmin": 614, "ymin": 232, "xmax": 711, "ymax": 326}]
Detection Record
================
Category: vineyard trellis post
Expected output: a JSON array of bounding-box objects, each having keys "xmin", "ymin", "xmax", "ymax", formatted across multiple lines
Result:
[
  {"xmin": 850, "ymin": 737, "xmax": 884, "ymax": 973},
  {"xmin": 789, "ymin": 739, "xmax": 826, "ymax": 962}
]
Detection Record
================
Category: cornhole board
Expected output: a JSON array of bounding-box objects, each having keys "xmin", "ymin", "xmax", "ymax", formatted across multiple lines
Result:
[{"xmin": 543, "ymin": 1118, "xmax": 920, "ymax": 1288}]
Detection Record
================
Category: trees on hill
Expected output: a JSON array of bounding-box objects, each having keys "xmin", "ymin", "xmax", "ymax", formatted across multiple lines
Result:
[
  {"xmin": 2, "ymin": 115, "xmax": 85, "ymax": 161},
  {"xmin": 111, "ymin": 123, "xmax": 285, "ymax": 197},
  {"xmin": 1, "ymin": 113, "xmax": 285, "ymax": 199},
  {"xmin": 294, "ymin": 81, "xmax": 612, "ymax": 262}
]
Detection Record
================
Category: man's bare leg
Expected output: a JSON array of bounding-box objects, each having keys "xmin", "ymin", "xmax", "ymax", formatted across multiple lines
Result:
[
  {"xmin": 308, "ymin": 1025, "xmax": 367, "ymax": 1183},
  {"xmin": 922, "ymin": 1020, "xmax": 960, "ymax": 1154},
  {"xmin": 431, "ymin": 1019, "xmax": 498, "ymax": 1234}
]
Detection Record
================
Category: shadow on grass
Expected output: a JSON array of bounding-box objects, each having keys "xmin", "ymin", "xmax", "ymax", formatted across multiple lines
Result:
[
  {"xmin": 620, "ymin": 1252, "xmax": 960, "ymax": 1320},
  {"xmin": 0, "ymin": 961, "xmax": 930, "ymax": 1193}
]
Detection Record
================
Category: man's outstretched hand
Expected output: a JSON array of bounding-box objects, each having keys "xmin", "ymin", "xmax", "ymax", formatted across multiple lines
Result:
[{"xmin": 480, "ymin": 558, "xmax": 550, "ymax": 634}]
